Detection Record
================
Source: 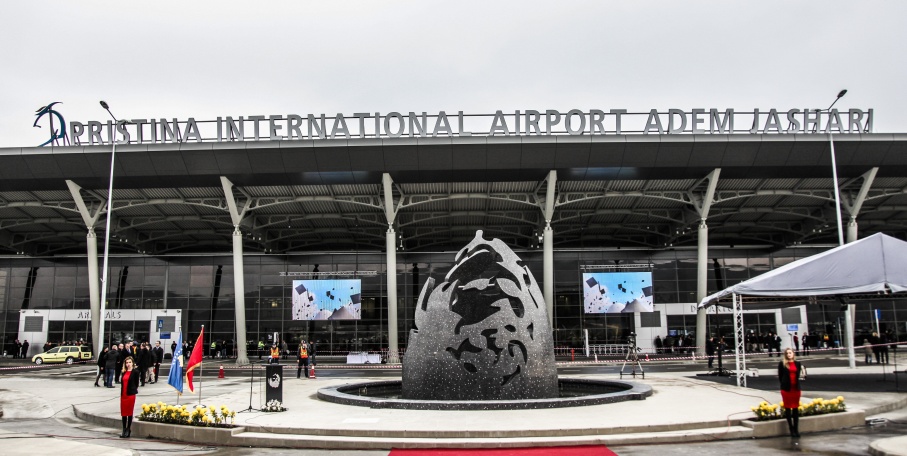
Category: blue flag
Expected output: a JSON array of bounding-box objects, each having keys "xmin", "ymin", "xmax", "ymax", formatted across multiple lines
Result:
[{"xmin": 167, "ymin": 332, "xmax": 184, "ymax": 394}]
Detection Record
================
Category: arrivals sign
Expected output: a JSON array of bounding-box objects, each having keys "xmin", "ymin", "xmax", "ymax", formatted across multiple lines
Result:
[{"xmin": 65, "ymin": 108, "xmax": 874, "ymax": 146}]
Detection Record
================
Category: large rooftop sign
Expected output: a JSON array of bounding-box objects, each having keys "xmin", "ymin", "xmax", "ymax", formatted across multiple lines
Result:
[{"xmin": 67, "ymin": 108, "xmax": 874, "ymax": 146}]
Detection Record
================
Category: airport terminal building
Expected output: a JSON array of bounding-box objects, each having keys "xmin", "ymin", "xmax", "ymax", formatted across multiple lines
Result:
[{"xmin": 3, "ymin": 107, "xmax": 906, "ymax": 360}]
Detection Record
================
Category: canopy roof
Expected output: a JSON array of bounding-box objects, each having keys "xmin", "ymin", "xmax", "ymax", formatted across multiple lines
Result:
[{"xmin": 699, "ymin": 232, "xmax": 907, "ymax": 309}]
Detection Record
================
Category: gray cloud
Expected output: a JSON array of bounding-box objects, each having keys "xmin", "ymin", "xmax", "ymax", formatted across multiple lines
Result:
[{"xmin": 3, "ymin": 0, "xmax": 905, "ymax": 147}]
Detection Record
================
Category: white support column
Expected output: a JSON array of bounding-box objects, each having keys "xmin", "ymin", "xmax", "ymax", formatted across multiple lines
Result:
[
  {"xmin": 839, "ymin": 167, "xmax": 875, "ymax": 370},
  {"xmin": 220, "ymin": 177, "xmax": 251, "ymax": 365},
  {"xmin": 843, "ymin": 167, "xmax": 877, "ymax": 245},
  {"xmin": 382, "ymin": 173, "xmax": 401, "ymax": 364},
  {"xmin": 693, "ymin": 168, "xmax": 720, "ymax": 356},
  {"xmin": 846, "ymin": 218, "xmax": 858, "ymax": 244},
  {"xmin": 733, "ymin": 293, "xmax": 746, "ymax": 387},
  {"xmin": 232, "ymin": 226, "xmax": 249, "ymax": 365},
  {"xmin": 386, "ymin": 228, "xmax": 400, "ymax": 364},
  {"xmin": 543, "ymin": 224, "xmax": 554, "ymax": 327},
  {"xmin": 695, "ymin": 220, "xmax": 709, "ymax": 355},
  {"xmin": 843, "ymin": 220, "xmax": 857, "ymax": 369},
  {"xmin": 541, "ymin": 170, "xmax": 557, "ymax": 327},
  {"xmin": 86, "ymin": 228, "xmax": 101, "ymax": 352},
  {"xmin": 66, "ymin": 180, "xmax": 104, "ymax": 354}
]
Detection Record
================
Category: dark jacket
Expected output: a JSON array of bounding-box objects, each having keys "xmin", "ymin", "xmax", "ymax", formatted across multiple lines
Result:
[
  {"xmin": 152, "ymin": 346, "xmax": 165, "ymax": 364},
  {"xmin": 778, "ymin": 360, "xmax": 804, "ymax": 392},
  {"xmin": 138, "ymin": 348, "xmax": 151, "ymax": 370},
  {"xmin": 96, "ymin": 350, "xmax": 107, "ymax": 368},
  {"xmin": 105, "ymin": 350, "xmax": 119, "ymax": 369},
  {"xmin": 121, "ymin": 367, "xmax": 140, "ymax": 396}
]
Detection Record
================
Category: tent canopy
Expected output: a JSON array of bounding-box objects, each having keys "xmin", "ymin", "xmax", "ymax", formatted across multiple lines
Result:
[{"xmin": 699, "ymin": 233, "xmax": 907, "ymax": 309}]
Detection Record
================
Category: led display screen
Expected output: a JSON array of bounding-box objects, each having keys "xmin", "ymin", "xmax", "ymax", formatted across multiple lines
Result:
[
  {"xmin": 582, "ymin": 271, "xmax": 653, "ymax": 313},
  {"xmin": 291, "ymin": 279, "xmax": 362, "ymax": 320}
]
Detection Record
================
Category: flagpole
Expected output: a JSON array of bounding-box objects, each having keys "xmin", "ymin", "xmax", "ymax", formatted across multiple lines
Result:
[
  {"xmin": 178, "ymin": 328, "xmax": 182, "ymax": 406},
  {"xmin": 177, "ymin": 340, "xmax": 182, "ymax": 406},
  {"xmin": 198, "ymin": 325, "xmax": 204, "ymax": 407}
]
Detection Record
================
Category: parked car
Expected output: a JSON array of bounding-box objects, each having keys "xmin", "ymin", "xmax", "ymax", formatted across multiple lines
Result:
[{"xmin": 32, "ymin": 345, "xmax": 92, "ymax": 364}]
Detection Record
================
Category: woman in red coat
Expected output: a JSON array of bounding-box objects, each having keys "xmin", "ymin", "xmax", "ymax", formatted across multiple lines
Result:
[
  {"xmin": 120, "ymin": 356, "xmax": 140, "ymax": 438},
  {"xmin": 778, "ymin": 347, "xmax": 804, "ymax": 437}
]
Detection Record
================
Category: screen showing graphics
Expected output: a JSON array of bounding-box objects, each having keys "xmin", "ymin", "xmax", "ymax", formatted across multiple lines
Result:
[
  {"xmin": 582, "ymin": 271, "xmax": 653, "ymax": 313},
  {"xmin": 292, "ymin": 279, "xmax": 362, "ymax": 320}
]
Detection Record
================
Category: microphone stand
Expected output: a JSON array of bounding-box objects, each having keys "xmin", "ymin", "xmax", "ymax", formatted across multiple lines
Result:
[{"xmin": 238, "ymin": 362, "xmax": 257, "ymax": 413}]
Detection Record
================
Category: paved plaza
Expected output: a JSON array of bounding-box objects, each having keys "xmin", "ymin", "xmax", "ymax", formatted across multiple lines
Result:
[{"xmin": 0, "ymin": 359, "xmax": 905, "ymax": 455}]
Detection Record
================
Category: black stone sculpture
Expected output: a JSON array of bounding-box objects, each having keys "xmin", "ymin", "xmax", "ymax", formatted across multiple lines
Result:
[{"xmin": 402, "ymin": 231, "xmax": 558, "ymax": 400}]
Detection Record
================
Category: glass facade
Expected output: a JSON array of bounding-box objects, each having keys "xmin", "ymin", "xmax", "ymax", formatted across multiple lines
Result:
[{"xmin": 2, "ymin": 245, "xmax": 906, "ymax": 355}]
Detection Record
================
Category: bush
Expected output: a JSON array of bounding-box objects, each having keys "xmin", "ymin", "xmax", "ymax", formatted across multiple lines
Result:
[
  {"xmin": 139, "ymin": 402, "xmax": 236, "ymax": 427},
  {"xmin": 751, "ymin": 401, "xmax": 782, "ymax": 421},
  {"xmin": 750, "ymin": 396, "xmax": 846, "ymax": 421}
]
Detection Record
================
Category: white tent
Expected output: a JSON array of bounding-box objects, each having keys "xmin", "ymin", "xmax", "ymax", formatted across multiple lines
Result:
[
  {"xmin": 701, "ymin": 233, "xmax": 907, "ymax": 307},
  {"xmin": 698, "ymin": 232, "xmax": 907, "ymax": 385}
]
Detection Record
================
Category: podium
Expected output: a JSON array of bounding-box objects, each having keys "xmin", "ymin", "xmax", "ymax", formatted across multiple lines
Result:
[{"xmin": 265, "ymin": 365, "xmax": 284, "ymax": 403}]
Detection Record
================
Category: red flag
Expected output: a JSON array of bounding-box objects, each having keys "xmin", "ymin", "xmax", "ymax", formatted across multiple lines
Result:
[{"xmin": 186, "ymin": 326, "xmax": 205, "ymax": 393}]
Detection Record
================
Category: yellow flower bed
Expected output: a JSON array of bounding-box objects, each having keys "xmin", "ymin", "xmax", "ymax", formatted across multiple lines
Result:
[
  {"xmin": 750, "ymin": 396, "xmax": 846, "ymax": 421},
  {"xmin": 139, "ymin": 401, "xmax": 236, "ymax": 427}
]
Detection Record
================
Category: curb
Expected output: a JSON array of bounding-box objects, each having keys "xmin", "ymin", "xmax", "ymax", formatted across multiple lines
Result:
[
  {"xmin": 741, "ymin": 410, "xmax": 865, "ymax": 438},
  {"xmin": 869, "ymin": 436, "xmax": 907, "ymax": 456},
  {"xmin": 72, "ymin": 404, "xmax": 751, "ymax": 449}
]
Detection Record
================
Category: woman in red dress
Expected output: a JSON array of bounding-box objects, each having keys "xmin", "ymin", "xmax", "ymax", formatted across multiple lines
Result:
[
  {"xmin": 120, "ymin": 356, "xmax": 140, "ymax": 438},
  {"xmin": 778, "ymin": 347, "xmax": 804, "ymax": 437}
]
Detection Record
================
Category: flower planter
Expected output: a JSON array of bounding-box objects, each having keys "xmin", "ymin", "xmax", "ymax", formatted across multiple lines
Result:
[
  {"xmin": 741, "ymin": 410, "xmax": 865, "ymax": 438},
  {"xmin": 133, "ymin": 420, "xmax": 245, "ymax": 445}
]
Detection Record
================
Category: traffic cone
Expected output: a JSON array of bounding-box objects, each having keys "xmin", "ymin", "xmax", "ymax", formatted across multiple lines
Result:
[
  {"xmin": 645, "ymin": 354, "xmax": 649, "ymax": 361},
  {"xmin": 218, "ymin": 365, "xmax": 225, "ymax": 379},
  {"xmin": 309, "ymin": 363, "xmax": 316, "ymax": 379}
]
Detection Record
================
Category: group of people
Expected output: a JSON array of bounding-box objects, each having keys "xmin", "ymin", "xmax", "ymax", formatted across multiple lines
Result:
[
  {"xmin": 208, "ymin": 339, "xmax": 233, "ymax": 358},
  {"xmin": 704, "ymin": 336, "xmax": 727, "ymax": 369},
  {"xmin": 264, "ymin": 340, "xmax": 318, "ymax": 379},
  {"xmin": 652, "ymin": 334, "xmax": 695, "ymax": 354},
  {"xmin": 95, "ymin": 341, "xmax": 165, "ymax": 389},
  {"xmin": 742, "ymin": 332, "xmax": 785, "ymax": 356},
  {"xmin": 8, "ymin": 339, "xmax": 29, "ymax": 358},
  {"xmin": 862, "ymin": 330, "xmax": 895, "ymax": 364}
]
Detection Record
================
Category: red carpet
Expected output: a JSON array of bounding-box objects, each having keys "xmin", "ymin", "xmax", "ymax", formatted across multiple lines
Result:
[{"xmin": 390, "ymin": 446, "xmax": 617, "ymax": 456}]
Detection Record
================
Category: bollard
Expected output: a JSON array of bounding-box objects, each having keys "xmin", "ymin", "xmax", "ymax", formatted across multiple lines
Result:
[
  {"xmin": 570, "ymin": 349, "xmax": 575, "ymax": 361},
  {"xmin": 218, "ymin": 365, "xmax": 225, "ymax": 379},
  {"xmin": 645, "ymin": 353, "xmax": 649, "ymax": 361},
  {"xmin": 594, "ymin": 353, "xmax": 598, "ymax": 362}
]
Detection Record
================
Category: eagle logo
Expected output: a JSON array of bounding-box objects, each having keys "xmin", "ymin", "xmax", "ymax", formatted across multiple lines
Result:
[{"xmin": 33, "ymin": 102, "xmax": 69, "ymax": 147}]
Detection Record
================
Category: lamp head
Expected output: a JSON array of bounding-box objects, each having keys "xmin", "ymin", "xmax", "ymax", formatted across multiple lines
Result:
[
  {"xmin": 99, "ymin": 100, "xmax": 110, "ymax": 109},
  {"xmin": 837, "ymin": 89, "xmax": 847, "ymax": 98}
]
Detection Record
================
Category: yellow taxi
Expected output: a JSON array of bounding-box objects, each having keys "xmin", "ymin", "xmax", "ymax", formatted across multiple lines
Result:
[{"xmin": 32, "ymin": 345, "xmax": 92, "ymax": 364}]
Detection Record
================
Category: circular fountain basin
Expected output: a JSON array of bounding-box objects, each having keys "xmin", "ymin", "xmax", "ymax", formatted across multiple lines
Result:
[{"xmin": 317, "ymin": 378, "xmax": 652, "ymax": 410}]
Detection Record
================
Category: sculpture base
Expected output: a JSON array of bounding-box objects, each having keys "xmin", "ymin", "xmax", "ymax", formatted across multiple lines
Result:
[{"xmin": 317, "ymin": 378, "xmax": 652, "ymax": 410}]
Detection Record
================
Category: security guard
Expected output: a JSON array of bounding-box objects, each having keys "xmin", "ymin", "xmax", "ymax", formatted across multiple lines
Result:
[
  {"xmin": 257, "ymin": 340, "xmax": 265, "ymax": 359},
  {"xmin": 297, "ymin": 342, "xmax": 310, "ymax": 378},
  {"xmin": 269, "ymin": 343, "xmax": 280, "ymax": 364}
]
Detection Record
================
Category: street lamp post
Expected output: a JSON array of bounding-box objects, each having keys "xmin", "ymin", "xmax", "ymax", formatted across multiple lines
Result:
[
  {"xmin": 96, "ymin": 100, "xmax": 126, "ymax": 353},
  {"xmin": 825, "ymin": 89, "xmax": 856, "ymax": 369}
]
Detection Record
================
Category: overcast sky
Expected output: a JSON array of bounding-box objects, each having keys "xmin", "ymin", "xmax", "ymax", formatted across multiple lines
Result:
[{"xmin": 2, "ymin": 0, "xmax": 905, "ymax": 147}]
